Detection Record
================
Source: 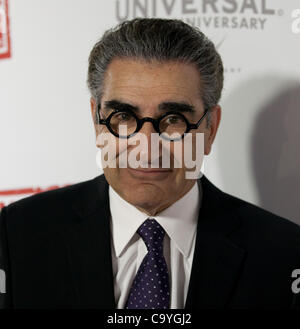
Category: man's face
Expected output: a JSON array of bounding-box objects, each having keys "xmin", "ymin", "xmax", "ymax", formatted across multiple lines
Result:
[{"xmin": 91, "ymin": 58, "xmax": 221, "ymax": 216}]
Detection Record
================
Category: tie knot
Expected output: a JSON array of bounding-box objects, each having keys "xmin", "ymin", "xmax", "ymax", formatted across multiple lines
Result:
[{"xmin": 137, "ymin": 218, "xmax": 165, "ymax": 253}]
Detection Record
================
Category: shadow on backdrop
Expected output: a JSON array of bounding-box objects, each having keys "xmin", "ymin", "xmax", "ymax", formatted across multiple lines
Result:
[
  {"xmin": 217, "ymin": 76, "xmax": 300, "ymax": 226},
  {"xmin": 251, "ymin": 82, "xmax": 300, "ymax": 225}
]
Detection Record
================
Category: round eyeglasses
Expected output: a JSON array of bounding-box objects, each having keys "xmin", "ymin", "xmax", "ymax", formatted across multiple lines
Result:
[{"xmin": 96, "ymin": 105, "xmax": 210, "ymax": 141}]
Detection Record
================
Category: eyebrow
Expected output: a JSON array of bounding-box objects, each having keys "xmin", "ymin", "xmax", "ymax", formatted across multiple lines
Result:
[
  {"xmin": 159, "ymin": 102, "xmax": 195, "ymax": 113},
  {"xmin": 103, "ymin": 99, "xmax": 196, "ymax": 114}
]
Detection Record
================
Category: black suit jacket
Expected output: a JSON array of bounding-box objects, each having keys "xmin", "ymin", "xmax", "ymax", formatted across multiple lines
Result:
[{"xmin": 0, "ymin": 174, "xmax": 299, "ymax": 309}]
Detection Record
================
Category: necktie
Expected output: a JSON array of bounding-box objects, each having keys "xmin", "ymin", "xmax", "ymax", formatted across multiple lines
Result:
[{"xmin": 125, "ymin": 218, "xmax": 170, "ymax": 309}]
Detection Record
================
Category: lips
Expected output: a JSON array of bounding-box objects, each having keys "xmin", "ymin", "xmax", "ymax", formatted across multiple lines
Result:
[
  {"xmin": 127, "ymin": 167, "xmax": 172, "ymax": 179},
  {"xmin": 129, "ymin": 168, "xmax": 172, "ymax": 172}
]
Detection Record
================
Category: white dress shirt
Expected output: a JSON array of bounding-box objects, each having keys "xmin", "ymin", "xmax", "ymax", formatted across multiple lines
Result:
[{"xmin": 109, "ymin": 181, "xmax": 202, "ymax": 309}]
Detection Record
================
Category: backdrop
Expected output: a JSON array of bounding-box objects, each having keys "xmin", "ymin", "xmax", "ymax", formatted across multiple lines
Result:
[{"xmin": 1, "ymin": 0, "xmax": 300, "ymax": 225}]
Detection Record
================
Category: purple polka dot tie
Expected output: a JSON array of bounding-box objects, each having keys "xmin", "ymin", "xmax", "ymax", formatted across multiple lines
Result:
[{"xmin": 125, "ymin": 218, "xmax": 170, "ymax": 309}]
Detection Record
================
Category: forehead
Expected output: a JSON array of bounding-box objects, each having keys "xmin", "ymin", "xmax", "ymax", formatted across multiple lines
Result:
[{"xmin": 101, "ymin": 58, "xmax": 203, "ymax": 110}]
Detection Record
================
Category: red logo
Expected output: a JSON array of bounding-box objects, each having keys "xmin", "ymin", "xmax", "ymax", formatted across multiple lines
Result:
[
  {"xmin": 0, "ymin": 0, "xmax": 11, "ymax": 60},
  {"xmin": 0, "ymin": 184, "xmax": 70, "ymax": 210}
]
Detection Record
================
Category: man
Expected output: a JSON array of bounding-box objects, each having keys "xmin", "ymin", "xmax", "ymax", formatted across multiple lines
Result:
[{"xmin": 0, "ymin": 18, "xmax": 300, "ymax": 309}]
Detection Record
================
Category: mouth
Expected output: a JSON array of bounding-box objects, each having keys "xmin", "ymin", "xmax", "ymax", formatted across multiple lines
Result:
[{"xmin": 127, "ymin": 167, "xmax": 172, "ymax": 178}]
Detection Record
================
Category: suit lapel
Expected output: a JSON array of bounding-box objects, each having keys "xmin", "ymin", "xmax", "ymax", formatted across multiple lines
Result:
[
  {"xmin": 64, "ymin": 174, "xmax": 115, "ymax": 308},
  {"xmin": 185, "ymin": 176, "xmax": 246, "ymax": 309},
  {"xmin": 63, "ymin": 173, "xmax": 245, "ymax": 309}
]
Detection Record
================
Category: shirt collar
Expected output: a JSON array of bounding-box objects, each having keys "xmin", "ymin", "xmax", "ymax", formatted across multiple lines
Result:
[{"xmin": 109, "ymin": 181, "xmax": 201, "ymax": 259}]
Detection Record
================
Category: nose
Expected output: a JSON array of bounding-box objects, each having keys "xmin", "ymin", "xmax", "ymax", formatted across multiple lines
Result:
[
  {"xmin": 139, "ymin": 118, "xmax": 157, "ymax": 136},
  {"xmin": 137, "ymin": 119, "xmax": 160, "ymax": 167}
]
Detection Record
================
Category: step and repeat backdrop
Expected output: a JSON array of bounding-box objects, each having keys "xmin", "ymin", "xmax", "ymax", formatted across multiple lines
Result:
[{"xmin": 0, "ymin": 0, "xmax": 300, "ymax": 224}]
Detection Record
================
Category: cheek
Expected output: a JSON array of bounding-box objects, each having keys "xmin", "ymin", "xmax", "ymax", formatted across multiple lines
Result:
[
  {"xmin": 172, "ymin": 133, "xmax": 196, "ymax": 158},
  {"xmin": 203, "ymin": 131, "xmax": 212, "ymax": 154},
  {"xmin": 170, "ymin": 133, "xmax": 205, "ymax": 168},
  {"xmin": 97, "ymin": 122, "xmax": 108, "ymax": 134}
]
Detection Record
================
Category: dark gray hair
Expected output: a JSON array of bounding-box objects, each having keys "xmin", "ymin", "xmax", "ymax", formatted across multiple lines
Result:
[{"xmin": 87, "ymin": 18, "xmax": 224, "ymax": 125}]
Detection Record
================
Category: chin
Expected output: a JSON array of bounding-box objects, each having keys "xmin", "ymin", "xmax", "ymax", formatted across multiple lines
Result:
[
  {"xmin": 125, "ymin": 190, "xmax": 163, "ymax": 209},
  {"xmin": 132, "ymin": 200, "xmax": 161, "ymax": 215}
]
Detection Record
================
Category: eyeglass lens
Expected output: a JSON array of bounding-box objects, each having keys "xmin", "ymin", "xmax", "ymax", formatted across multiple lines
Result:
[{"xmin": 108, "ymin": 111, "xmax": 187, "ymax": 139}]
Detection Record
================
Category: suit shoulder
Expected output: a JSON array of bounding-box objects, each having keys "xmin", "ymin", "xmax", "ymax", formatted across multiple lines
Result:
[
  {"xmin": 5, "ymin": 177, "xmax": 93, "ymax": 210},
  {"xmin": 222, "ymin": 191, "xmax": 300, "ymax": 250},
  {"xmin": 1, "ymin": 175, "xmax": 104, "ymax": 233}
]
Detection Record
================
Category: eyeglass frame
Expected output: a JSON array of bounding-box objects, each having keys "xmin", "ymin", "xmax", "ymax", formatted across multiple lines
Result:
[{"xmin": 96, "ymin": 104, "xmax": 210, "ymax": 140}]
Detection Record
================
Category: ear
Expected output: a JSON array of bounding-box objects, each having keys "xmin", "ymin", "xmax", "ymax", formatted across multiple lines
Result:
[
  {"xmin": 204, "ymin": 105, "xmax": 221, "ymax": 155},
  {"xmin": 91, "ymin": 97, "xmax": 102, "ymax": 145},
  {"xmin": 90, "ymin": 97, "xmax": 97, "ymax": 124}
]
